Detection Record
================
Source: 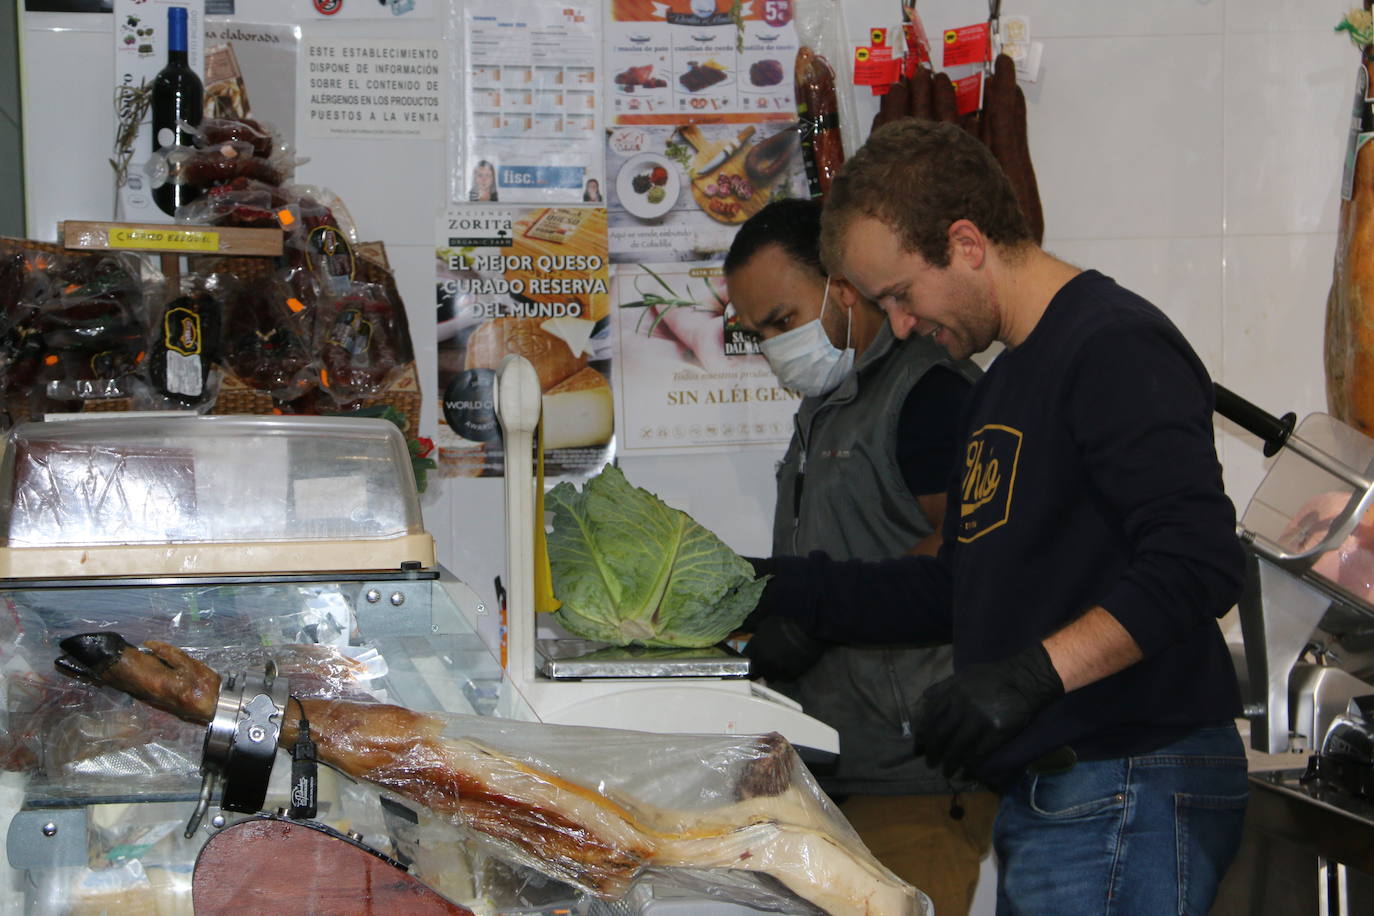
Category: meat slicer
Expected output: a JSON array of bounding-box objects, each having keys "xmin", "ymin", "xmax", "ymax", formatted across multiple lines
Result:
[
  {"xmin": 1215, "ymin": 385, "xmax": 1374, "ymax": 765},
  {"xmin": 492, "ymin": 355, "xmax": 839, "ymax": 755}
]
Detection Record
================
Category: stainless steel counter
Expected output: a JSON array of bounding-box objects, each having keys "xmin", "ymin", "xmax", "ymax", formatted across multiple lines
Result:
[{"xmin": 1213, "ymin": 770, "xmax": 1374, "ymax": 915}]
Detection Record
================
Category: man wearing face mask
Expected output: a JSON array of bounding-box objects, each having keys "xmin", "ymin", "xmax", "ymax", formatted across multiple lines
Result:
[{"xmin": 724, "ymin": 198, "xmax": 989, "ymax": 914}]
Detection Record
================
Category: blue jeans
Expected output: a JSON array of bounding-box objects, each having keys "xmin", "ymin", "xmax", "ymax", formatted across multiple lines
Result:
[{"xmin": 994, "ymin": 724, "xmax": 1249, "ymax": 915}]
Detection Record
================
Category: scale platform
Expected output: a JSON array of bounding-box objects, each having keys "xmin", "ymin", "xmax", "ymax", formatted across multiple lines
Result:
[{"xmin": 538, "ymin": 639, "xmax": 750, "ymax": 679}]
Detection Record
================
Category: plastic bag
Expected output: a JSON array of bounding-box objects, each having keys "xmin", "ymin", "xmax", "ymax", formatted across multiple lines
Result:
[{"xmin": 45, "ymin": 636, "xmax": 920, "ymax": 916}]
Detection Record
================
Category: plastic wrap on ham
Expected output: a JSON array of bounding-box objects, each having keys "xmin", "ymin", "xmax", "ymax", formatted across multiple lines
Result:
[{"xmin": 50, "ymin": 635, "xmax": 921, "ymax": 915}]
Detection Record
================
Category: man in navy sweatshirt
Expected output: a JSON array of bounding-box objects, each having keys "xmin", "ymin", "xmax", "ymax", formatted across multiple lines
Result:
[{"xmin": 756, "ymin": 119, "xmax": 1249, "ymax": 914}]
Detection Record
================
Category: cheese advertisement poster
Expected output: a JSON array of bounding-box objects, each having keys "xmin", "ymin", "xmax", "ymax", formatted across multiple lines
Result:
[
  {"xmin": 436, "ymin": 206, "xmax": 613, "ymax": 478},
  {"xmin": 612, "ymin": 261, "xmax": 799, "ymax": 454}
]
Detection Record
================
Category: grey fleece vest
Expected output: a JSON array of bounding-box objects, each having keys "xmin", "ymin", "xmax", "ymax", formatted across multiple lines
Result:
[{"xmin": 771, "ymin": 323, "xmax": 981, "ymax": 796}]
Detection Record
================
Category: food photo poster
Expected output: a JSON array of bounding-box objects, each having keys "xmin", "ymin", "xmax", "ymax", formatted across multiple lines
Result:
[
  {"xmin": 435, "ymin": 206, "xmax": 614, "ymax": 478},
  {"xmin": 612, "ymin": 261, "xmax": 798, "ymax": 454}
]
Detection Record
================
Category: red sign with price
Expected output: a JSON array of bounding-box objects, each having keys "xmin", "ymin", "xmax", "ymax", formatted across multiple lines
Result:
[{"xmin": 761, "ymin": 0, "xmax": 792, "ymax": 27}]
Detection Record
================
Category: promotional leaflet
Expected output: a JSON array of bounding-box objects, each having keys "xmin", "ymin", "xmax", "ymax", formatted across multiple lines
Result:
[
  {"xmin": 607, "ymin": 0, "xmax": 800, "ymax": 126},
  {"xmin": 606, "ymin": 121, "xmax": 807, "ymax": 263},
  {"xmin": 612, "ymin": 262, "xmax": 797, "ymax": 454},
  {"xmin": 453, "ymin": 1, "xmax": 604, "ymax": 205},
  {"xmin": 436, "ymin": 207, "xmax": 613, "ymax": 478}
]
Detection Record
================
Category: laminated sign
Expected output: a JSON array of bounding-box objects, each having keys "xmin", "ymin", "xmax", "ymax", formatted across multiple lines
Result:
[{"xmin": 435, "ymin": 207, "xmax": 614, "ymax": 479}]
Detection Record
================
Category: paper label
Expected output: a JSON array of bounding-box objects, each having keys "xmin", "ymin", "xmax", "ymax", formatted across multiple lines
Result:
[
  {"xmin": 302, "ymin": 37, "xmax": 445, "ymax": 140},
  {"xmin": 108, "ymin": 227, "xmax": 220, "ymax": 252},
  {"xmin": 853, "ymin": 27, "xmax": 901, "ymax": 91},
  {"xmin": 954, "ymin": 72, "xmax": 983, "ymax": 116},
  {"xmin": 1343, "ymin": 66, "xmax": 1374, "ymax": 202},
  {"xmin": 166, "ymin": 351, "xmax": 203, "ymax": 397},
  {"xmin": 942, "ymin": 22, "xmax": 991, "ymax": 68}
]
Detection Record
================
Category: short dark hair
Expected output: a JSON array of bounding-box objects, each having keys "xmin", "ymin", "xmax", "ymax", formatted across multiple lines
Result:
[
  {"xmin": 723, "ymin": 197, "xmax": 825, "ymax": 278},
  {"xmin": 819, "ymin": 119, "xmax": 1030, "ymax": 272}
]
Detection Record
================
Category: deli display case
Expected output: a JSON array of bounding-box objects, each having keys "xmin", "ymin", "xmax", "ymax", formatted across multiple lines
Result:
[
  {"xmin": 0, "ymin": 413, "xmax": 537, "ymax": 912},
  {"xmin": 0, "ymin": 412, "xmax": 916, "ymax": 915}
]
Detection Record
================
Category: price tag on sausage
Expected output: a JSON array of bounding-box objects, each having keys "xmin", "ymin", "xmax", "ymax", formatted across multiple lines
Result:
[
  {"xmin": 942, "ymin": 22, "xmax": 991, "ymax": 68},
  {"xmin": 853, "ymin": 26, "xmax": 902, "ymax": 94},
  {"xmin": 953, "ymin": 72, "xmax": 983, "ymax": 116}
]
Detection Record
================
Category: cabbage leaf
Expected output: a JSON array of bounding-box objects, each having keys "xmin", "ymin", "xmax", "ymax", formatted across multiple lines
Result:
[{"xmin": 546, "ymin": 465, "xmax": 766, "ymax": 647}]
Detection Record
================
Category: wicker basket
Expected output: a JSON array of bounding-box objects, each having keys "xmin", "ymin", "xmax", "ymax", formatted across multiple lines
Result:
[{"xmin": 2, "ymin": 235, "xmax": 423, "ymax": 439}]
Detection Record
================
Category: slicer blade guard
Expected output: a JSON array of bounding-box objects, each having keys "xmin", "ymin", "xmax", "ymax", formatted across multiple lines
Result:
[{"xmin": 1222, "ymin": 392, "xmax": 1374, "ymax": 753}]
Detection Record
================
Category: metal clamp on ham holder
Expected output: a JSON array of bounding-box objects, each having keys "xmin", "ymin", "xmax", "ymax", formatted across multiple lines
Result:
[{"xmin": 184, "ymin": 662, "xmax": 289, "ymax": 838}]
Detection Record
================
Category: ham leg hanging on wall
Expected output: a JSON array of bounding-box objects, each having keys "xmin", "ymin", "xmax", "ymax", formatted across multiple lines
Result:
[
  {"xmin": 54, "ymin": 634, "xmax": 917, "ymax": 916},
  {"xmin": 1327, "ymin": 3, "xmax": 1374, "ymax": 430}
]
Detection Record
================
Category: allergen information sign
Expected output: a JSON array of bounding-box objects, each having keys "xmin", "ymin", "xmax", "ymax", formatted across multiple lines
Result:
[{"xmin": 302, "ymin": 37, "xmax": 444, "ymax": 140}]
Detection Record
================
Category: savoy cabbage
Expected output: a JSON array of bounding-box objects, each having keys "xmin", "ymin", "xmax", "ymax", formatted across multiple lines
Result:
[{"xmin": 546, "ymin": 465, "xmax": 767, "ymax": 647}]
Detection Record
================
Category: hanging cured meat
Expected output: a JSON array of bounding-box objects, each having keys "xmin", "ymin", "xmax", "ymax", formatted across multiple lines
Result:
[
  {"xmin": 867, "ymin": 54, "xmax": 1044, "ymax": 244},
  {"xmin": 1327, "ymin": 6, "xmax": 1374, "ymax": 430}
]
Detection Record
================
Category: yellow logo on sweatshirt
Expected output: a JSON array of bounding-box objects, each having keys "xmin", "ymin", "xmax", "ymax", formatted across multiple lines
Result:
[{"xmin": 958, "ymin": 424, "xmax": 1022, "ymax": 542}]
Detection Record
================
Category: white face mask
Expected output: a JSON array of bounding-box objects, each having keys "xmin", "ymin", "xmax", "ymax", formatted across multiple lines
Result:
[{"xmin": 758, "ymin": 277, "xmax": 854, "ymax": 397}]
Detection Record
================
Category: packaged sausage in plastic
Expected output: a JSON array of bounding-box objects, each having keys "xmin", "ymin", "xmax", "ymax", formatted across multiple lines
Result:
[
  {"xmin": 32, "ymin": 254, "xmax": 147, "ymax": 404},
  {"xmin": 313, "ymin": 282, "xmax": 405, "ymax": 407},
  {"xmin": 206, "ymin": 267, "xmax": 319, "ymax": 404},
  {"xmin": 147, "ymin": 286, "xmax": 222, "ymax": 407}
]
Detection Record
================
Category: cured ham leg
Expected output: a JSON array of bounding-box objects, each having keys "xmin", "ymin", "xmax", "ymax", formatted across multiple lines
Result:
[
  {"xmin": 1327, "ymin": 10, "xmax": 1374, "ymax": 432},
  {"xmin": 55, "ymin": 634, "xmax": 917, "ymax": 916}
]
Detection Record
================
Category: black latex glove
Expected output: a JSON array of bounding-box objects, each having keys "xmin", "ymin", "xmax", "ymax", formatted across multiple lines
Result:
[
  {"xmin": 743, "ymin": 613, "xmax": 829, "ymax": 682},
  {"xmin": 912, "ymin": 642, "xmax": 1064, "ymax": 779},
  {"xmin": 738, "ymin": 556, "xmax": 778, "ymax": 633}
]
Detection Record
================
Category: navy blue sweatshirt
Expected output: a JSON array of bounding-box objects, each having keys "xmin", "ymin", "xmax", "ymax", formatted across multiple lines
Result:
[{"xmin": 771, "ymin": 270, "xmax": 1245, "ymax": 786}]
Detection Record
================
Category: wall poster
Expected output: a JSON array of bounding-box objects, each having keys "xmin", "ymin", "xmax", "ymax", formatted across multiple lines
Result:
[
  {"xmin": 300, "ymin": 0, "xmax": 434, "ymax": 20},
  {"xmin": 436, "ymin": 207, "xmax": 614, "ymax": 478},
  {"xmin": 301, "ymin": 37, "xmax": 444, "ymax": 140},
  {"xmin": 611, "ymin": 262, "xmax": 801, "ymax": 454},
  {"xmin": 205, "ymin": 19, "xmax": 301, "ymax": 149},
  {"xmin": 452, "ymin": 1, "xmax": 604, "ymax": 205},
  {"xmin": 603, "ymin": 0, "xmax": 809, "ymax": 262}
]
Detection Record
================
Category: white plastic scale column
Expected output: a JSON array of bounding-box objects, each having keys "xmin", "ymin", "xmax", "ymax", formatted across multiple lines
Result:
[{"xmin": 495, "ymin": 355, "xmax": 838, "ymax": 752}]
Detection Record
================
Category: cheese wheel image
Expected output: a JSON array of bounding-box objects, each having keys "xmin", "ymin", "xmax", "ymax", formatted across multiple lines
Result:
[
  {"xmin": 542, "ymin": 368, "xmax": 613, "ymax": 450},
  {"xmin": 464, "ymin": 316, "xmax": 587, "ymax": 390}
]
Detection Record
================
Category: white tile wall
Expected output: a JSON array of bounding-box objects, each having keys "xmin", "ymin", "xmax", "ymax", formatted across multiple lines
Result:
[
  {"xmin": 1223, "ymin": 28, "xmax": 1348, "ymax": 236},
  {"xmin": 1007, "ymin": 0, "xmax": 1357, "ymax": 512},
  {"xmin": 1030, "ymin": 35, "xmax": 1225, "ymax": 241}
]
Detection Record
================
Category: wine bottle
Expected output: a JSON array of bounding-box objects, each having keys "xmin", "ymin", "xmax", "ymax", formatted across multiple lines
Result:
[{"xmin": 151, "ymin": 6, "xmax": 204, "ymax": 216}]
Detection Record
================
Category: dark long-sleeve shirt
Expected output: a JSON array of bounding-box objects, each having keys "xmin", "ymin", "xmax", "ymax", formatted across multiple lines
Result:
[{"xmin": 770, "ymin": 270, "xmax": 1245, "ymax": 784}]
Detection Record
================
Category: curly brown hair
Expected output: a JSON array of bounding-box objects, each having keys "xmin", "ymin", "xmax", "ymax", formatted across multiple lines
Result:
[{"xmin": 819, "ymin": 119, "xmax": 1031, "ymax": 272}]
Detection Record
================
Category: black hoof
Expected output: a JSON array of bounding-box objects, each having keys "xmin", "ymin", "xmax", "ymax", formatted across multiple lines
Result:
[{"xmin": 56, "ymin": 632, "xmax": 131, "ymax": 678}]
